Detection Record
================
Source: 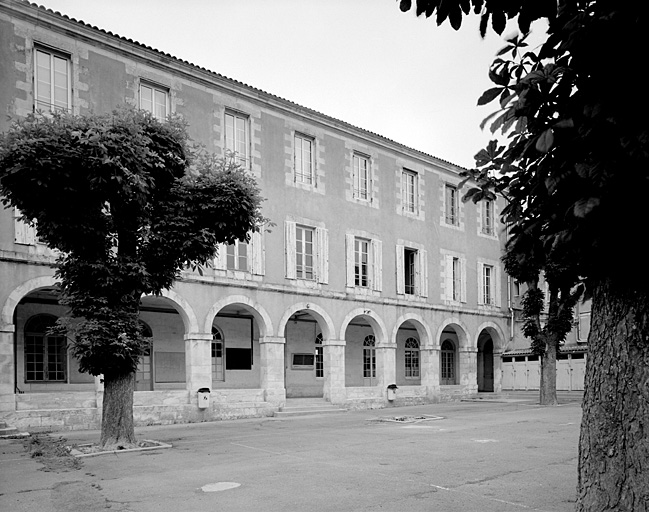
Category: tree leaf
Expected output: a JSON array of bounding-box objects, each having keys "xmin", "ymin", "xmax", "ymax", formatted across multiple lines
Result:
[
  {"xmin": 535, "ymin": 129, "xmax": 554, "ymax": 153},
  {"xmin": 477, "ymin": 87, "xmax": 504, "ymax": 106},
  {"xmin": 573, "ymin": 197, "xmax": 600, "ymax": 218}
]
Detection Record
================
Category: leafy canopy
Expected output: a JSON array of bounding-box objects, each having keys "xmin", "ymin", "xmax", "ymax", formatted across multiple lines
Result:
[
  {"xmin": 401, "ymin": 0, "xmax": 649, "ymax": 291},
  {"xmin": 0, "ymin": 108, "xmax": 267, "ymax": 375}
]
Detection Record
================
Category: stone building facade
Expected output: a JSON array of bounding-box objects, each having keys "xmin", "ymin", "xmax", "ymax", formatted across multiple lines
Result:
[{"xmin": 0, "ymin": 1, "xmax": 585, "ymax": 431}]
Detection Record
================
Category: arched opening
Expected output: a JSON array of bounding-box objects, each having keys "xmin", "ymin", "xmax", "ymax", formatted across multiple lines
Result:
[
  {"xmin": 14, "ymin": 286, "xmax": 95, "ymax": 393},
  {"xmin": 477, "ymin": 333, "xmax": 495, "ymax": 392},
  {"xmin": 138, "ymin": 295, "xmax": 189, "ymax": 391},
  {"xmin": 343, "ymin": 314, "xmax": 380, "ymax": 387},
  {"xmin": 440, "ymin": 338, "xmax": 457, "ymax": 385},
  {"xmin": 284, "ymin": 310, "xmax": 326, "ymax": 397},
  {"xmin": 211, "ymin": 303, "xmax": 263, "ymax": 390},
  {"xmin": 395, "ymin": 319, "xmax": 422, "ymax": 386}
]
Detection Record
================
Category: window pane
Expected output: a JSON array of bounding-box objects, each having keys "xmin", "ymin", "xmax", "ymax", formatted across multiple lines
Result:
[
  {"xmin": 238, "ymin": 242, "xmax": 248, "ymax": 272},
  {"xmin": 140, "ymin": 85, "xmax": 153, "ymax": 113},
  {"xmin": 154, "ymin": 89, "xmax": 167, "ymax": 120},
  {"xmin": 52, "ymin": 56, "xmax": 68, "ymax": 109}
]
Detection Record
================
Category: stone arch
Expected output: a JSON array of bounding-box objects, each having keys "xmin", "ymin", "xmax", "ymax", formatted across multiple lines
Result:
[
  {"xmin": 340, "ymin": 307, "xmax": 388, "ymax": 345},
  {"xmin": 2, "ymin": 275, "xmax": 59, "ymax": 326},
  {"xmin": 435, "ymin": 317, "xmax": 470, "ymax": 349},
  {"xmin": 143, "ymin": 289, "xmax": 199, "ymax": 335},
  {"xmin": 204, "ymin": 295, "xmax": 273, "ymax": 339},
  {"xmin": 475, "ymin": 321, "xmax": 507, "ymax": 351},
  {"xmin": 391, "ymin": 312, "xmax": 433, "ymax": 348},
  {"xmin": 277, "ymin": 302, "xmax": 336, "ymax": 341}
]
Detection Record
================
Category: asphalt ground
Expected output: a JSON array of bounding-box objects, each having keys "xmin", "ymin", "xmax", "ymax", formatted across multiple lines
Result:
[{"xmin": 0, "ymin": 395, "xmax": 582, "ymax": 512}]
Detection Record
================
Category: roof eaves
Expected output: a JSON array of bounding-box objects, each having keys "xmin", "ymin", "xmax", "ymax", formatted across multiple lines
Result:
[{"xmin": 22, "ymin": 0, "xmax": 465, "ymax": 171}]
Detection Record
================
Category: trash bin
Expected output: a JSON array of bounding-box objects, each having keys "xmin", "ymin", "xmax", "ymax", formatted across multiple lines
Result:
[
  {"xmin": 197, "ymin": 387, "xmax": 211, "ymax": 409},
  {"xmin": 387, "ymin": 384, "xmax": 398, "ymax": 401}
]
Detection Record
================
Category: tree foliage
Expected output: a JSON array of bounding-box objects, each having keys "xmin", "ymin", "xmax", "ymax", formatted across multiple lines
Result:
[
  {"xmin": 399, "ymin": 1, "xmax": 649, "ymax": 509},
  {"xmin": 0, "ymin": 108, "xmax": 267, "ymax": 377}
]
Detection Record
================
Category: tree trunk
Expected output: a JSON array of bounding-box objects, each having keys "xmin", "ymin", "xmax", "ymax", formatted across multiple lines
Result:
[
  {"xmin": 576, "ymin": 279, "xmax": 649, "ymax": 511},
  {"xmin": 99, "ymin": 370, "xmax": 136, "ymax": 449},
  {"xmin": 539, "ymin": 338, "xmax": 558, "ymax": 406}
]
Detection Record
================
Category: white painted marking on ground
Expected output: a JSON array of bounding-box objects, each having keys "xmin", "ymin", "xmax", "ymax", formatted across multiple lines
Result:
[
  {"xmin": 230, "ymin": 442, "xmax": 283, "ymax": 455},
  {"xmin": 201, "ymin": 482, "xmax": 241, "ymax": 493},
  {"xmin": 429, "ymin": 485, "xmax": 555, "ymax": 511},
  {"xmin": 473, "ymin": 439, "xmax": 499, "ymax": 443}
]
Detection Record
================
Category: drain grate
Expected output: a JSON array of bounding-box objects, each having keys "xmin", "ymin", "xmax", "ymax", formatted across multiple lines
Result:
[{"xmin": 370, "ymin": 414, "xmax": 444, "ymax": 424}]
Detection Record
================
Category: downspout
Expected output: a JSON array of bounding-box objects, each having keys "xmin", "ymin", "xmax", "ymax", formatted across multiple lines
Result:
[
  {"xmin": 13, "ymin": 308, "xmax": 18, "ymax": 394},
  {"xmin": 506, "ymin": 223, "xmax": 515, "ymax": 352}
]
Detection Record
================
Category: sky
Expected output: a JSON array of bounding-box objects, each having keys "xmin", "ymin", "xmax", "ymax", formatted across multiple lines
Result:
[{"xmin": 33, "ymin": 0, "xmax": 546, "ymax": 168}]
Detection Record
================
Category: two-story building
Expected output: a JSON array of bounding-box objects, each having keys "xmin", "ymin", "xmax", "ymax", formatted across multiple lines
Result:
[{"xmin": 0, "ymin": 1, "xmax": 585, "ymax": 431}]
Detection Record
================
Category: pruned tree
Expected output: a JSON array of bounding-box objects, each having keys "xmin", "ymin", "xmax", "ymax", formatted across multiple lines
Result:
[
  {"xmin": 0, "ymin": 108, "xmax": 267, "ymax": 449},
  {"xmin": 399, "ymin": 1, "xmax": 649, "ymax": 510}
]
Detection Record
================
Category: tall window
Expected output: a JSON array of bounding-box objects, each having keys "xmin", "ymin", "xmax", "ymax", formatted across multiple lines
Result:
[
  {"xmin": 441, "ymin": 339, "xmax": 456, "ymax": 385},
  {"xmin": 295, "ymin": 225, "xmax": 315, "ymax": 280},
  {"xmin": 404, "ymin": 248, "xmax": 417, "ymax": 295},
  {"xmin": 452, "ymin": 257, "xmax": 461, "ymax": 301},
  {"xmin": 353, "ymin": 154, "xmax": 370, "ymax": 200},
  {"xmin": 405, "ymin": 337, "xmax": 420, "ymax": 378},
  {"xmin": 135, "ymin": 321, "xmax": 153, "ymax": 391},
  {"xmin": 285, "ymin": 221, "xmax": 328, "ymax": 284},
  {"xmin": 212, "ymin": 327, "xmax": 225, "ymax": 382},
  {"xmin": 363, "ymin": 335, "xmax": 376, "ymax": 379},
  {"xmin": 225, "ymin": 111, "xmax": 249, "ymax": 167},
  {"xmin": 445, "ymin": 184, "xmax": 459, "ymax": 225},
  {"xmin": 294, "ymin": 134, "xmax": 314, "ymax": 184},
  {"xmin": 355, "ymin": 238, "xmax": 370, "ymax": 287},
  {"xmin": 483, "ymin": 264, "xmax": 494, "ymax": 305},
  {"xmin": 24, "ymin": 315, "xmax": 66, "ymax": 382},
  {"xmin": 402, "ymin": 169, "xmax": 417, "ymax": 213},
  {"xmin": 34, "ymin": 47, "xmax": 70, "ymax": 112},
  {"xmin": 482, "ymin": 199, "xmax": 494, "ymax": 235},
  {"xmin": 226, "ymin": 240, "xmax": 248, "ymax": 272},
  {"xmin": 139, "ymin": 82, "xmax": 168, "ymax": 121},
  {"xmin": 315, "ymin": 333, "xmax": 324, "ymax": 378},
  {"xmin": 444, "ymin": 254, "xmax": 466, "ymax": 303},
  {"xmin": 397, "ymin": 244, "xmax": 427, "ymax": 298}
]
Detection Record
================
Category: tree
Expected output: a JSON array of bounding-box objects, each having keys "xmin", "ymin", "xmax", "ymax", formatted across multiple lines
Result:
[
  {"xmin": 0, "ymin": 108, "xmax": 267, "ymax": 449},
  {"xmin": 398, "ymin": 1, "xmax": 649, "ymax": 510}
]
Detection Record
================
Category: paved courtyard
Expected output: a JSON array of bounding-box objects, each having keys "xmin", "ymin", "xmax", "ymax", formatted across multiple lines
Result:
[{"xmin": 1, "ymin": 396, "xmax": 582, "ymax": 512}]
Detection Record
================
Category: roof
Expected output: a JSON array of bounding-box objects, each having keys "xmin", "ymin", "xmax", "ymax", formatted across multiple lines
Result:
[{"xmin": 13, "ymin": 0, "xmax": 466, "ymax": 173}]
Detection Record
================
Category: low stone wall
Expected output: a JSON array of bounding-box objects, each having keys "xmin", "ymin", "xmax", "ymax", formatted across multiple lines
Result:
[
  {"xmin": 3, "ymin": 385, "xmax": 476, "ymax": 432},
  {"xmin": 5, "ymin": 389, "xmax": 276, "ymax": 431}
]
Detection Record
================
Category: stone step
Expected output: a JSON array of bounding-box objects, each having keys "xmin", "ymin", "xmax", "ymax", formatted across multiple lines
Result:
[
  {"xmin": 0, "ymin": 425, "xmax": 18, "ymax": 436},
  {"xmin": 274, "ymin": 398, "xmax": 347, "ymax": 418}
]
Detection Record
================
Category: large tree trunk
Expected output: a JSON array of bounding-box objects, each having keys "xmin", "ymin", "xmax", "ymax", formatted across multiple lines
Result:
[
  {"xmin": 99, "ymin": 370, "xmax": 136, "ymax": 449},
  {"xmin": 539, "ymin": 338, "xmax": 558, "ymax": 406},
  {"xmin": 576, "ymin": 279, "xmax": 649, "ymax": 511}
]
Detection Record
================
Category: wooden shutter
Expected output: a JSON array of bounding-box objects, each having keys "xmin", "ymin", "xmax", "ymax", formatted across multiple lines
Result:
[
  {"xmin": 345, "ymin": 234, "xmax": 355, "ymax": 287},
  {"xmin": 285, "ymin": 221, "xmax": 296, "ymax": 279},
  {"xmin": 396, "ymin": 245, "xmax": 405, "ymax": 295},
  {"xmin": 14, "ymin": 208, "xmax": 36, "ymax": 245},
  {"xmin": 372, "ymin": 239, "xmax": 383, "ymax": 292},
  {"xmin": 477, "ymin": 262, "xmax": 485, "ymax": 305},
  {"xmin": 460, "ymin": 257, "xmax": 467, "ymax": 303},
  {"xmin": 316, "ymin": 227, "xmax": 328, "ymax": 284},
  {"xmin": 419, "ymin": 249, "xmax": 428, "ymax": 298},
  {"xmin": 444, "ymin": 255, "xmax": 454, "ymax": 301},
  {"xmin": 213, "ymin": 243, "xmax": 228, "ymax": 270},
  {"xmin": 250, "ymin": 229, "xmax": 265, "ymax": 276},
  {"xmin": 495, "ymin": 265, "xmax": 502, "ymax": 307}
]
